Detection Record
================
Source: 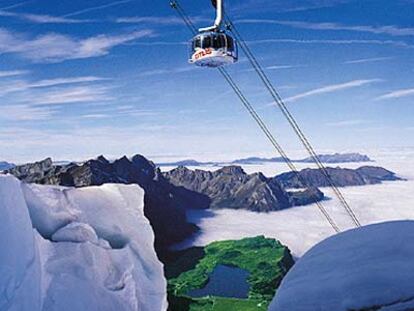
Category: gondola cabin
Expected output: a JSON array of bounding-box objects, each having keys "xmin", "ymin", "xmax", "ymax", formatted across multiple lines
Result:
[{"xmin": 189, "ymin": 31, "xmax": 238, "ymax": 67}]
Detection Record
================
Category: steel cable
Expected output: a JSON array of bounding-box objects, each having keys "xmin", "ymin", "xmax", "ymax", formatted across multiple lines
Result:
[{"xmin": 170, "ymin": 0, "xmax": 341, "ymax": 233}]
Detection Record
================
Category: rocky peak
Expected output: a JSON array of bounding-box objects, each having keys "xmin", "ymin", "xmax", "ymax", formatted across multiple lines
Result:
[
  {"xmin": 164, "ymin": 165, "xmax": 322, "ymax": 212},
  {"xmin": 275, "ymin": 166, "xmax": 402, "ymax": 188},
  {"xmin": 5, "ymin": 158, "xmax": 54, "ymax": 183},
  {"xmin": 170, "ymin": 165, "xmax": 190, "ymax": 175},
  {"xmin": 96, "ymin": 155, "xmax": 110, "ymax": 164},
  {"xmin": 132, "ymin": 154, "xmax": 155, "ymax": 169},
  {"xmin": 356, "ymin": 166, "xmax": 401, "ymax": 182},
  {"xmin": 131, "ymin": 154, "xmax": 157, "ymax": 179},
  {"xmin": 216, "ymin": 165, "xmax": 245, "ymax": 176}
]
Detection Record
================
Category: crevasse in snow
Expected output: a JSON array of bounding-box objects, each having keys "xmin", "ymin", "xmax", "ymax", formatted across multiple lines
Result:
[
  {"xmin": 0, "ymin": 174, "xmax": 167, "ymax": 311},
  {"xmin": 269, "ymin": 220, "xmax": 414, "ymax": 311}
]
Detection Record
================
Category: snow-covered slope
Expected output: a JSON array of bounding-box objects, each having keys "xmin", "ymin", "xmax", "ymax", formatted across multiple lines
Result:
[
  {"xmin": 269, "ymin": 221, "xmax": 414, "ymax": 311},
  {"xmin": 0, "ymin": 174, "xmax": 167, "ymax": 311}
]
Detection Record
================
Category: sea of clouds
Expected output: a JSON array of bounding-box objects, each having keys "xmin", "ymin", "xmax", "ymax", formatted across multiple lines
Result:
[{"xmin": 174, "ymin": 148, "xmax": 414, "ymax": 258}]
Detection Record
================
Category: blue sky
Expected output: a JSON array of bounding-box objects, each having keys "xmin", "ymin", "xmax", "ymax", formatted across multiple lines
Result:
[{"xmin": 0, "ymin": 0, "xmax": 413, "ymax": 163}]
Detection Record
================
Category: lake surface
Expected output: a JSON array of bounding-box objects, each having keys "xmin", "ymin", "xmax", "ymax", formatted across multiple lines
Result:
[{"xmin": 187, "ymin": 264, "xmax": 250, "ymax": 298}]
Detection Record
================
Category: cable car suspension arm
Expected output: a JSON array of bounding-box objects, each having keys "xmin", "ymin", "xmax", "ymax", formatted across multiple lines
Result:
[{"xmin": 199, "ymin": 0, "xmax": 223, "ymax": 32}]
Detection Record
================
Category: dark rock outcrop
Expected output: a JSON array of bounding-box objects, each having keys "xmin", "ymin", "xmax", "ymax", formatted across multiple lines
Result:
[
  {"xmin": 288, "ymin": 187, "xmax": 324, "ymax": 206},
  {"xmin": 6, "ymin": 155, "xmax": 210, "ymax": 258},
  {"xmin": 275, "ymin": 166, "xmax": 402, "ymax": 189},
  {"xmin": 164, "ymin": 166, "xmax": 324, "ymax": 212}
]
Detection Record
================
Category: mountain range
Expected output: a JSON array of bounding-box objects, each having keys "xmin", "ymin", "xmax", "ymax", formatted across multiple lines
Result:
[
  {"xmin": 4, "ymin": 154, "xmax": 401, "ymax": 259},
  {"xmin": 164, "ymin": 166, "xmax": 323, "ymax": 212},
  {"xmin": 157, "ymin": 152, "xmax": 373, "ymax": 167}
]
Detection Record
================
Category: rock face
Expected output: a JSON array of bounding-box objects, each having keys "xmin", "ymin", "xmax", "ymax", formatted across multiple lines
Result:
[
  {"xmin": 6, "ymin": 155, "xmax": 210, "ymax": 257},
  {"xmin": 164, "ymin": 166, "xmax": 324, "ymax": 212},
  {"xmin": 0, "ymin": 175, "xmax": 168, "ymax": 311},
  {"xmin": 296, "ymin": 152, "xmax": 372, "ymax": 163},
  {"xmin": 275, "ymin": 166, "xmax": 402, "ymax": 188},
  {"xmin": 269, "ymin": 221, "xmax": 414, "ymax": 311}
]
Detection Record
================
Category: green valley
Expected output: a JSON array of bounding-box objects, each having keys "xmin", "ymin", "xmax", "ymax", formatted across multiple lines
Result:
[{"xmin": 166, "ymin": 236, "xmax": 294, "ymax": 311}]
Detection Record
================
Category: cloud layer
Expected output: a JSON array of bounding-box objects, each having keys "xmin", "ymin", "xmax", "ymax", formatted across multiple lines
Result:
[
  {"xmin": 376, "ymin": 88, "xmax": 414, "ymax": 100},
  {"xmin": 284, "ymin": 79, "xmax": 382, "ymax": 103},
  {"xmin": 0, "ymin": 28, "xmax": 153, "ymax": 63},
  {"xmin": 237, "ymin": 19, "xmax": 414, "ymax": 37}
]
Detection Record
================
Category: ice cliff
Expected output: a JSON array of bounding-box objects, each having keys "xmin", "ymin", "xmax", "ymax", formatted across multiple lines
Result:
[{"xmin": 0, "ymin": 174, "xmax": 167, "ymax": 311}]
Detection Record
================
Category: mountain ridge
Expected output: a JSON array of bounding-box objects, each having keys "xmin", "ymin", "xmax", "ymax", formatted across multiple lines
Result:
[
  {"xmin": 156, "ymin": 152, "xmax": 373, "ymax": 167},
  {"xmin": 164, "ymin": 165, "xmax": 323, "ymax": 212}
]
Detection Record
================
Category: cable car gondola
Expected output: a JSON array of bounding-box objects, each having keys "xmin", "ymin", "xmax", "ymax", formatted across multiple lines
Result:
[{"xmin": 189, "ymin": 0, "xmax": 238, "ymax": 67}]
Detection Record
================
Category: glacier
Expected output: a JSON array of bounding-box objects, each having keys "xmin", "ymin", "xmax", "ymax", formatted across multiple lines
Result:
[
  {"xmin": 269, "ymin": 221, "xmax": 414, "ymax": 311},
  {"xmin": 0, "ymin": 174, "xmax": 167, "ymax": 311}
]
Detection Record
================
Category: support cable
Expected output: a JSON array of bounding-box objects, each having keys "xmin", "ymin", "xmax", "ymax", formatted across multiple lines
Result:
[
  {"xmin": 169, "ymin": 0, "xmax": 341, "ymax": 233},
  {"xmin": 225, "ymin": 16, "xmax": 361, "ymax": 228}
]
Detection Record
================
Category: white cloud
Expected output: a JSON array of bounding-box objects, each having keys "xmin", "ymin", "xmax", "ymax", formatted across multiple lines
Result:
[
  {"xmin": 375, "ymin": 88, "xmax": 414, "ymax": 100},
  {"xmin": 237, "ymin": 19, "xmax": 414, "ymax": 37},
  {"xmin": 179, "ymin": 173, "xmax": 414, "ymax": 257},
  {"xmin": 132, "ymin": 41, "xmax": 186, "ymax": 46},
  {"xmin": 63, "ymin": 0, "xmax": 133, "ymax": 18},
  {"xmin": 30, "ymin": 76, "xmax": 107, "ymax": 88},
  {"xmin": 247, "ymin": 38, "xmax": 414, "ymax": 49},
  {"xmin": 326, "ymin": 119, "xmax": 372, "ymax": 127},
  {"xmin": 138, "ymin": 66, "xmax": 196, "ymax": 77},
  {"xmin": 80, "ymin": 114, "xmax": 110, "ymax": 119},
  {"xmin": 0, "ymin": 76, "xmax": 107, "ymax": 96},
  {"xmin": 283, "ymin": 79, "xmax": 382, "ymax": 103},
  {"xmin": 0, "ymin": 10, "xmax": 90, "ymax": 23},
  {"xmin": 0, "ymin": 70, "xmax": 28, "ymax": 78},
  {"xmin": 0, "ymin": 104, "xmax": 56, "ymax": 121},
  {"xmin": 266, "ymin": 65, "xmax": 300, "ymax": 70},
  {"xmin": 115, "ymin": 15, "xmax": 208, "ymax": 25},
  {"xmin": 0, "ymin": 1, "xmax": 29, "ymax": 10},
  {"xmin": 0, "ymin": 123, "xmax": 177, "ymax": 162},
  {"xmin": 231, "ymin": 0, "xmax": 351, "ymax": 14},
  {"xmin": 33, "ymin": 86, "xmax": 114, "ymax": 105},
  {"xmin": 344, "ymin": 57, "xmax": 392, "ymax": 64},
  {"xmin": 0, "ymin": 28, "xmax": 154, "ymax": 63},
  {"xmin": 116, "ymin": 16, "xmax": 183, "ymax": 25}
]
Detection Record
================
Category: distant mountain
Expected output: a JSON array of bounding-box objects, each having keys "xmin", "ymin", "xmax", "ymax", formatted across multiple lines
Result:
[
  {"xmin": 231, "ymin": 157, "xmax": 288, "ymax": 165},
  {"xmin": 164, "ymin": 166, "xmax": 324, "ymax": 212},
  {"xmin": 296, "ymin": 153, "xmax": 372, "ymax": 163},
  {"xmin": 157, "ymin": 159, "xmax": 215, "ymax": 167},
  {"xmin": 275, "ymin": 166, "xmax": 402, "ymax": 189},
  {"xmin": 0, "ymin": 161, "xmax": 15, "ymax": 171},
  {"xmin": 157, "ymin": 152, "xmax": 372, "ymax": 167},
  {"xmin": 5, "ymin": 155, "xmax": 210, "ymax": 259},
  {"xmin": 158, "ymin": 157, "xmax": 289, "ymax": 167}
]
